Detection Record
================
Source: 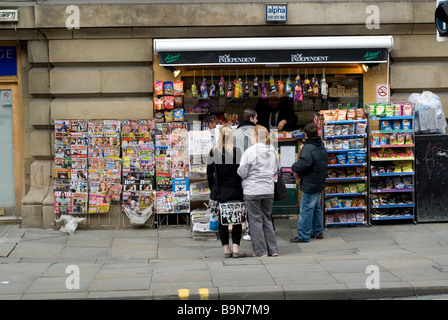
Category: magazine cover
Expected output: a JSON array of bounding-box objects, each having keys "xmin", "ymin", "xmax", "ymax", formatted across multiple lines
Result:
[
  {"xmin": 54, "ymin": 191, "xmax": 72, "ymax": 214},
  {"xmin": 139, "ymin": 190, "xmax": 155, "ymax": 210},
  {"xmin": 122, "ymin": 191, "xmax": 140, "ymax": 212},
  {"xmin": 70, "ymin": 120, "xmax": 88, "ymax": 132},
  {"xmin": 173, "ymin": 178, "xmax": 189, "ymax": 192},
  {"xmin": 55, "ymin": 120, "xmax": 71, "ymax": 133},
  {"xmin": 55, "ymin": 132, "xmax": 70, "ymax": 145},
  {"xmin": 71, "ymin": 144, "xmax": 88, "ymax": 158},
  {"xmin": 54, "ymin": 145, "xmax": 71, "ymax": 159},
  {"xmin": 156, "ymin": 176, "xmax": 172, "ymax": 191},
  {"xmin": 71, "ymin": 158, "xmax": 87, "ymax": 170},
  {"xmin": 72, "ymin": 192, "xmax": 88, "ymax": 214},
  {"xmin": 173, "ymin": 191, "xmax": 190, "ymax": 213},
  {"xmin": 156, "ymin": 191, "xmax": 173, "ymax": 214}
]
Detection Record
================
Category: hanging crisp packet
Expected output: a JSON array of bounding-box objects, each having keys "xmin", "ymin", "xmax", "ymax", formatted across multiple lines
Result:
[
  {"xmin": 253, "ymin": 76, "xmax": 259, "ymax": 96},
  {"xmin": 261, "ymin": 83, "xmax": 267, "ymax": 99},
  {"xmin": 191, "ymin": 83, "xmax": 198, "ymax": 98},
  {"xmin": 219, "ymin": 77, "xmax": 225, "ymax": 96},
  {"xmin": 227, "ymin": 82, "xmax": 233, "ymax": 99},
  {"xmin": 154, "ymin": 81, "xmax": 163, "ymax": 96},
  {"xmin": 278, "ymin": 80, "xmax": 284, "ymax": 96},
  {"xmin": 210, "ymin": 83, "xmax": 216, "ymax": 97},
  {"xmin": 269, "ymin": 76, "xmax": 276, "ymax": 93},
  {"xmin": 286, "ymin": 77, "xmax": 292, "ymax": 93},
  {"xmin": 200, "ymin": 79, "xmax": 208, "ymax": 99}
]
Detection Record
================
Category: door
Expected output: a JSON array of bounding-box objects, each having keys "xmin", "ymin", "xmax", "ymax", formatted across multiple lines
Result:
[{"xmin": 0, "ymin": 89, "xmax": 15, "ymax": 207}]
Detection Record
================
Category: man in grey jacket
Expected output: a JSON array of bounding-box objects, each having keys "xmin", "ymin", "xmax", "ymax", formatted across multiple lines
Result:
[{"xmin": 234, "ymin": 108, "xmax": 258, "ymax": 154}]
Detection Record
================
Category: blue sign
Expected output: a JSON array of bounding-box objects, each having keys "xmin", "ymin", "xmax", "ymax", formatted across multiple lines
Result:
[
  {"xmin": 266, "ymin": 4, "xmax": 287, "ymax": 22},
  {"xmin": 0, "ymin": 46, "xmax": 17, "ymax": 76}
]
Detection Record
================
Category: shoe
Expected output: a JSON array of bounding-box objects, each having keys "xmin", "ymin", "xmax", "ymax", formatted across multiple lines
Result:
[
  {"xmin": 310, "ymin": 233, "xmax": 324, "ymax": 240},
  {"xmin": 243, "ymin": 234, "xmax": 251, "ymax": 241},
  {"xmin": 224, "ymin": 252, "xmax": 233, "ymax": 258},
  {"xmin": 232, "ymin": 252, "xmax": 247, "ymax": 258},
  {"xmin": 290, "ymin": 236, "xmax": 309, "ymax": 243}
]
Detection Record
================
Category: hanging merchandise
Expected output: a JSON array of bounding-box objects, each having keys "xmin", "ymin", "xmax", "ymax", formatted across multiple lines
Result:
[
  {"xmin": 321, "ymin": 69, "xmax": 328, "ymax": 99},
  {"xmin": 261, "ymin": 83, "xmax": 267, "ymax": 99},
  {"xmin": 278, "ymin": 80, "xmax": 284, "ymax": 97},
  {"xmin": 219, "ymin": 76, "xmax": 225, "ymax": 97},
  {"xmin": 210, "ymin": 72, "xmax": 216, "ymax": 97},
  {"xmin": 286, "ymin": 75, "xmax": 292, "ymax": 98},
  {"xmin": 227, "ymin": 81, "xmax": 233, "ymax": 98},
  {"xmin": 269, "ymin": 76, "xmax": 276, "ymax": 93},
  {"xmin": 313, "ymin": 79, "xmax": 319, "ymax": 97},
  {"xmin": 200, "ymin": 79, "xmax": 208, "ymax": 99},
  {"xmin": 293, "ymin": 74, "xmax": 302, "ymax": 102},
  {"xmin": 234, "ymin": 79, "xmax": 240, "ymax": 98},
  {"xmin": 238, "ymin": 78, "xmax": 243, "ymax": 97},
  {"xmin": 191, "ymin": 82, "xmax": 198, "ymax": 98},
  {"xmin": 253, "ymin": 75, "xmax": 259, "ymax": 96}
]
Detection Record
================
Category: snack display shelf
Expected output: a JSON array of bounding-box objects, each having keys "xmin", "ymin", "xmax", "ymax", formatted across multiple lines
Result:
[
  {"xmin": 370, "ymin": 157, "xmax": 414, "ymax": 162},
  {"xmin": 325, "ymin": 134, "xmax": 367, "ymax": 139},
  {"xmin": 366, "ymin": 102, "xmax": 416, "ymax": 224},
  {"xmin": 325, "ymin": 119, "xmax": 367, "ymax": 125},
  {"xmin": 371, "ymin": 214, "xmax": 414, "ymax": 221},
  {"xmin": 326, "ymin": 177, "xmax": 367, "ymax": 182},
  {"xmin": 319, "ymin": 108, "xmax": 369, "ymax": 227},
  {"xmin": 371, "ymin": 172, "xmax": 414, "ymax": 177},
  {"xmin": 325, "ymin": 192, "xmax": 366, "ymax": 197},
  {"xmin": 370, "ymin": 188, "xmax": 414, "ymax": 193},
  {"xmin": 328, "ymin": 163, "xmax": 367, "ymax": 168},
  {"xmin": 371, "ymin": 116, "xmax": 414, "ymax": 121},
  {"xmin": 371, "ymin": 129, "xmax": 414, "ymax": 134},
  {"xmin": 370, "ymin": 144, "xmax": 414, "ymax": 148},
  {"xmin": 371, "ymin": 204, "xmax": 414, "ymax": 209},
  {"xmin": 327, "ymin": 148, "xmax": 366, "ymax": 153}
]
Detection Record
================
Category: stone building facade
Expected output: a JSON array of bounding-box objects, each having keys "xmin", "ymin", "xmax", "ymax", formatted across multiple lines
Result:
[{"xmin": 0, "ymin": 1, "xmax": 444, "ymax": 229}]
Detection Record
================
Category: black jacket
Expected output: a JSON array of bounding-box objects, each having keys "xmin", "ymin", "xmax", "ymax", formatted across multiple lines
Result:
[
  {"xmin": 207, "ymin": 147, "xmax": 243, "ymax": 202},
  {"xmin": 292, "ymin": 137, "xmax": 328, "ymax": 193},
  {"xmin": 255, "ymin": 98, "xmax": 298, "ymax": 132}
]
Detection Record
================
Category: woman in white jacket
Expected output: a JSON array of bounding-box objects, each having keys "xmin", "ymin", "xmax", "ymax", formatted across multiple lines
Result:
[{"xmin": 237, "ymin": 125, "xmax": 279, "ymax": 257}]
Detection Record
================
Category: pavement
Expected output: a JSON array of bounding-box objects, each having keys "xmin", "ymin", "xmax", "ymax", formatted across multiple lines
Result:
[{"xmin": 2, "ymin": 217, "xmax": 448, "ymax": 300}]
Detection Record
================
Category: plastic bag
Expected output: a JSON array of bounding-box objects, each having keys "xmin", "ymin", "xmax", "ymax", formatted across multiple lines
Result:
[{"xmin": 408, "ymin": 91, "xmax": 447, "ymax": 134}]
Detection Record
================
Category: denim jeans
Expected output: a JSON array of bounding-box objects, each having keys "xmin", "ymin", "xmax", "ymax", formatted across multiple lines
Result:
[{"xmin": 297, "ymin": 191, "xmax": 323, "ymax": 241}]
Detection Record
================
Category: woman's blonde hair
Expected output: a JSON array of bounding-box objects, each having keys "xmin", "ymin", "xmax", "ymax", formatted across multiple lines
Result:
[
  {"xmin": 214, "ymin": 124, "xmax": 234, "ymax": 156},
  {"xmin": 252, "ymin": 125, "xmax": 271, "ymax": 145}
]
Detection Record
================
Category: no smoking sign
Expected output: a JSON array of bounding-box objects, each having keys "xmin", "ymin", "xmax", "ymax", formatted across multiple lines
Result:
[{"xmin": 376, "ymin": 84, "xmax": 390, "ymax": 103}]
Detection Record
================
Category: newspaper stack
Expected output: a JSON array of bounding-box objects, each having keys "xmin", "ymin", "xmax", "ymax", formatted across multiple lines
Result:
[{"xmin": 190, "ymin": 209, "xmax": 217, "ymax": 241}]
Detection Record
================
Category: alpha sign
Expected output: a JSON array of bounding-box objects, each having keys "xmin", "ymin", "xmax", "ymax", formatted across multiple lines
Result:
[{"xmin": 266, "ymin": 4, "xmax": 287, "ymax": 22}]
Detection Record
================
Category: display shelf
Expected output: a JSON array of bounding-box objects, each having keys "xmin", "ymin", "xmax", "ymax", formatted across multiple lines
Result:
[
  {"xmin": 370, "ymin": 214, "xmax": 414, "ymax": 221},
  {"xmin": 371, "ymin": 204, "xmax": 414, "ymax": 209},
  {"xmin": 370, "ymin": 144, "xmax": 414, "ymax": 148},
  {"xmin": 371, "ymin": 188, "xmax": 414, "ymax": 193},
  {"xmin": 371, "ymin": 172, "xmax": 414, "ymax": 177},
  {"xmin": 370, "ymin": 157, "xmax": 414, "ymax": 162},
  {"xmin": 326, "ymin": 177, "xmax": 367, "ymax": 182},
  {"xmin": 366, "ymin": 102, "xmax": 416, "ymax": 224},
  {"xmin": 327, "ymin": 148, "xmax": 367, "ymax": 153},
  {"xmin": 325, "ymin": 192, "xmax": 367, "ymax": 197},
  {"xmin": 325, "ymin": 134, "xmax": 367, "ymax": 139},
  {"xmin": 319, "ymin": 108, "xmax": 369, "ymax": 227},
  {"xmin": 328, "ymin": 163, "xmax": 367, "ymax": 168},
  {"xmin": 325, "ymin": 206, "xmax": 366, "ymax": 212},
  {"xmin": 370, "ymin": 116, "xmax": 414, "ymax": 121}
]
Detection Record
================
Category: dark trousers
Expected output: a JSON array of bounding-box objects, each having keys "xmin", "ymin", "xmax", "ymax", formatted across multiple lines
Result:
[{"xmin": 219, "ymin": 223, "xmax": 242, "ymax": 246}]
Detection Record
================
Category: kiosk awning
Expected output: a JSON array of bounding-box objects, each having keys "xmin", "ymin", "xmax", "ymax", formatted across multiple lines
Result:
[{"xmin": 154, "ymin": 36, "xmax": 394, "ymax": 66}]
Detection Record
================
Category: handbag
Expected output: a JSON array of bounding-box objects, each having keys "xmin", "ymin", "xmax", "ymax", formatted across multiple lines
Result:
[
  {"xmin": 274, "ymin": 151, "xmax": 287, "ymax": 201},
  {"xmin": 213, "ymin": 162, "xmax": 247, "ymax": 226}
]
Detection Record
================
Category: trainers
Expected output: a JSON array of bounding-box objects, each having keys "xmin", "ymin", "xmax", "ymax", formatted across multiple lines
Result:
[
  {"xmin": 243, "ymin": 234, "xmax": 251, "ymax": 241},
  {"xmin": 310, "ymin": 233, "xmax": 324, "ymax": 240},
  {"xmin": 290, "ymin": 236, "xmax": 309, "ymax": 243}
]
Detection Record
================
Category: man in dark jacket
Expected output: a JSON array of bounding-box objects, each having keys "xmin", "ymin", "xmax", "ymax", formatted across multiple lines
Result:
[
  {"xmin": 290, "ymin": 123, "xmax": 328, "ymax": 243},
  {"xmin": 256, "ymin": 97, "xmax": 298, "ymax": 132}
]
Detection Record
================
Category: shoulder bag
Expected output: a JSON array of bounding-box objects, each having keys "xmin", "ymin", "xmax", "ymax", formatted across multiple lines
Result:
[
  {"xmin": 274, "ymin": 150, "xmax": 287, "ymax": 201},
  {"xmin": 214, "ymin": 162, "xmax": 246, "ymax": 226}
]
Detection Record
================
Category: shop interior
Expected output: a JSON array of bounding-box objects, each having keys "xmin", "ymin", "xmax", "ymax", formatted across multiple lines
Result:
[{"xmin": 164, "ymin": 64, "xmax": 364, "ymax": 133}]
